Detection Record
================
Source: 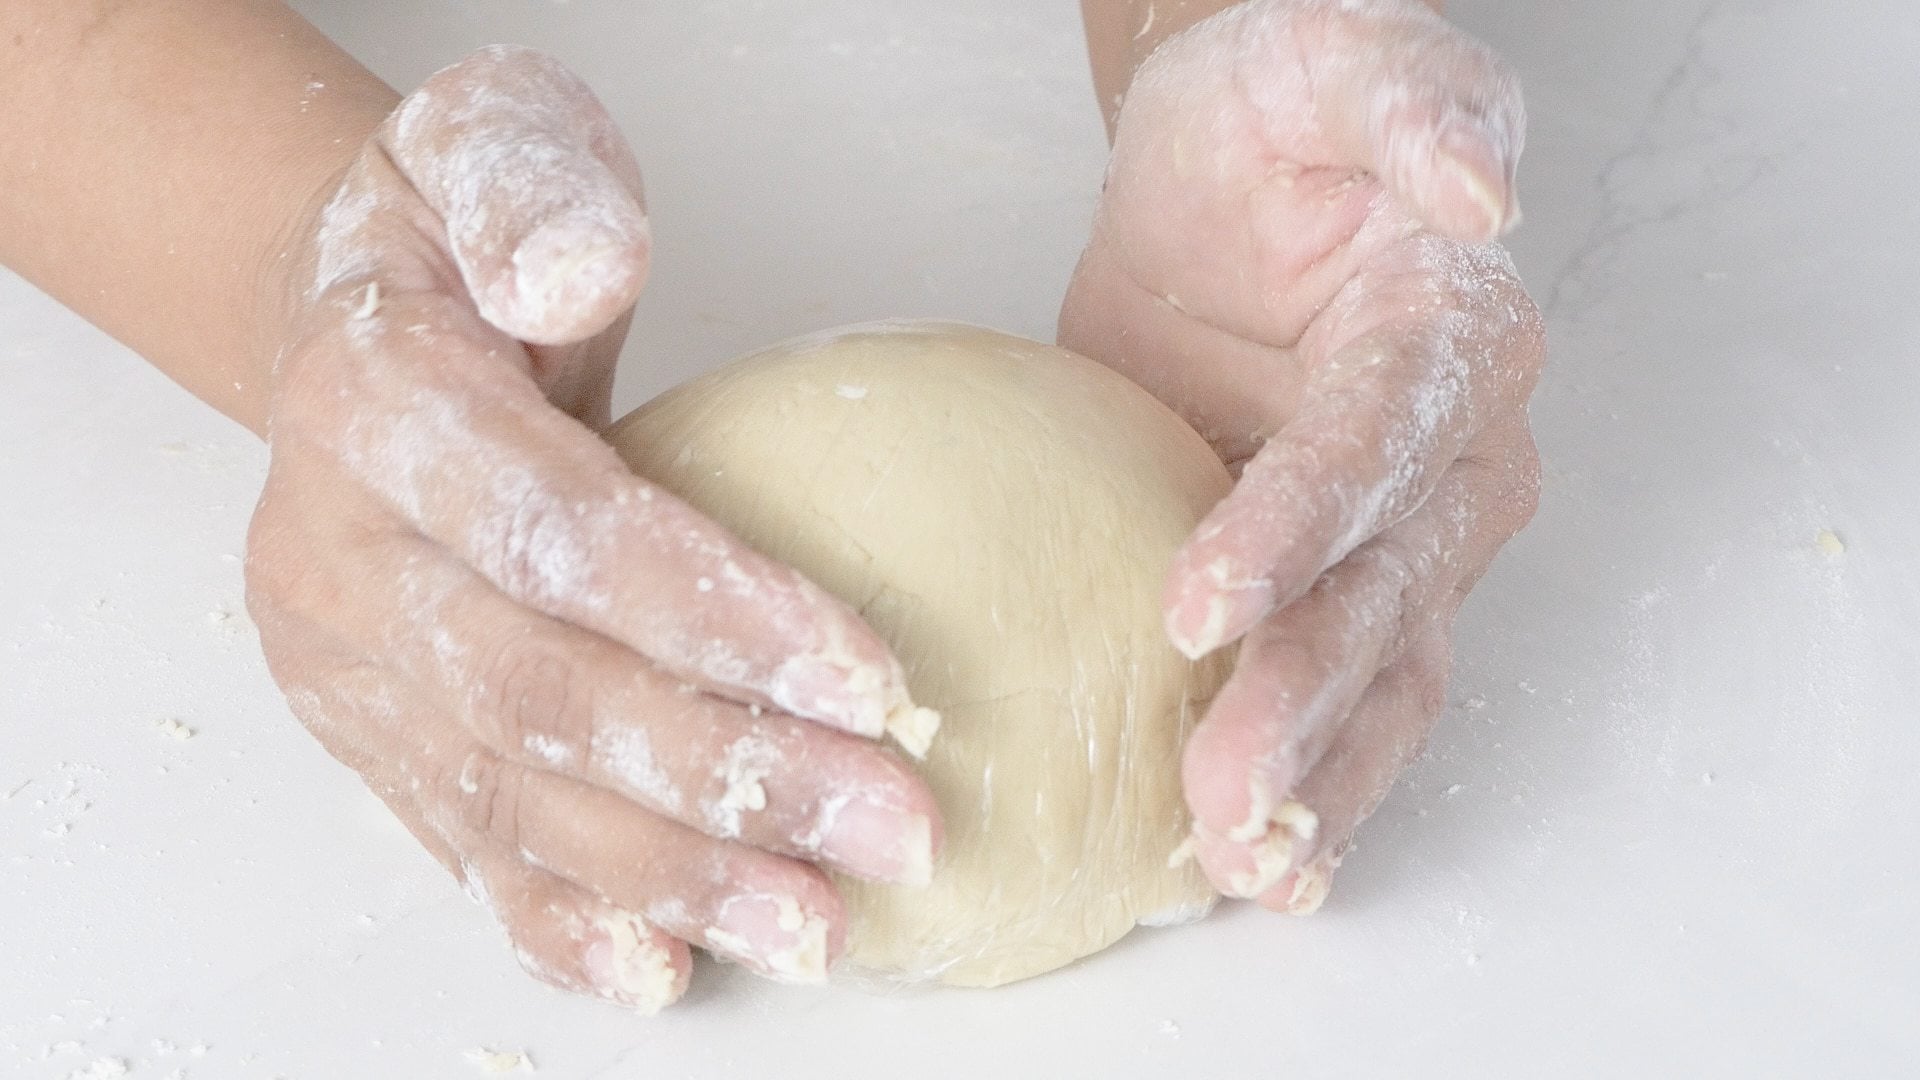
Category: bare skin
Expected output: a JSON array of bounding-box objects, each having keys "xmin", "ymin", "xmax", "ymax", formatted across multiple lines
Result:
[
  {"xmin": 2, "ymin": 5, "xmax": 939, "ymax": 1011},
  {"xmin": 1068, "ymin": 0, "xmax": 1543, "ymax": 909},
  {"xmin": 0, "ymin": 0, "xmax": 1542, "ymax": 1009}
]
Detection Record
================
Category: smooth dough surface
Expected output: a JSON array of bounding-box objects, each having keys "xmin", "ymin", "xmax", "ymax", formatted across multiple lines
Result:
[{"xmin": 606, "ymin": 321, "xmax": 1231, "ymax": 987}]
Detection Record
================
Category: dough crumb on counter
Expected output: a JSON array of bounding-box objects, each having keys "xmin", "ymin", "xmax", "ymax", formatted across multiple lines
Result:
[
  {"xmin": 65, "ymin": 1058, "xmax": 128, "ymax": 1080},
  {"xmin": 465, "ymin": 1047, "xmax": 535, "ymax": 1073}
]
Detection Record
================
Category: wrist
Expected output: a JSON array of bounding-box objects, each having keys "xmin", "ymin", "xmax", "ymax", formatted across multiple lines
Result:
[
  {"xmin": 0, "ymin": 2, "xmax": 396, "ymax": 438},
  {"xmin": 216, "ymin": 56, "xmax": 400, "ymax": 435},
  {"xmin": 241, "ymin": 99, "xmax": 395, "ymax": 435}
]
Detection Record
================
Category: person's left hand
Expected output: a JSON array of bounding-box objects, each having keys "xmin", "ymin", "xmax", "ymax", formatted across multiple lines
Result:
[{"xmin": 1059, "ymin": 0, "xmax": 1545, "ymax": 912}]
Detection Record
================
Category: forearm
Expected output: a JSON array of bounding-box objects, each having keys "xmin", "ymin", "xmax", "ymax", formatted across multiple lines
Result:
[
  {"xmin": 1080, "ymin": 0, "xmax": 1445, "ymax": 138},
  {"xmin": 0, "ymin": 1, "xmax": 398, "ymax": 434}
]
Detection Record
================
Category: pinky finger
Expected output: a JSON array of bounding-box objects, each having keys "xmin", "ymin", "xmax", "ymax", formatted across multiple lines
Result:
[
  {"xmin": 458, "ymin": 846, "xmax": 693, "ymax": 1014},
  {"xmin": 1255, "ymin": 627, "xmax": 1456, "ymax": 915}
]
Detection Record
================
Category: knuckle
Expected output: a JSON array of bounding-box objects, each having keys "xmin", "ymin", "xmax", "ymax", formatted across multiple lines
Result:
[
  {"xmin": 1460, "ymin": 420, "xmax": 1541, "ymax": 542},
  {"xmin": 475, "ymin": 629, "xmax": 592, "ymax": 763},
  {"xmin": 1470, "ymin": 274, "xmax": 1547, "ymax": 386},
  {"xmin": 1343, "ymin": 537, "xmax": 1431, "ymax": 657},
  {"xmin": 1245, "ymin": 628, "xmax": 1342, "ymax": 698},
  {"xmin": 483, "ymin": 491, "xmax": 605, "ymax": 607},
  {"xmin": 445, "ymin": 750, "xmax": 527, "ymax": 851},
  {"xmin": 512, "ymin": 938, "xmax": 588, "ymax": 994},
  {"xmin": 1359, "ymin": 535, "xmax": 1426, "ymax": 599}
]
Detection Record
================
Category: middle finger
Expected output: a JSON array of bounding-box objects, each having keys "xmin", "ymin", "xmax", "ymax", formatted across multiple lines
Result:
[
  {"xmin": 1182, "ymin": 439, "xmax": 1509, "ymax": 898},
  {"xmin": 270, "ymin": 461, "xmax": 940, "ymax": 886}
]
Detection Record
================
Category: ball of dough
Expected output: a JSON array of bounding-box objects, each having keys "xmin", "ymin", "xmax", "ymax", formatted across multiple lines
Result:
[{"xmin": 606, "ymin": 321, "xmax": 1231, "ymax": 987}]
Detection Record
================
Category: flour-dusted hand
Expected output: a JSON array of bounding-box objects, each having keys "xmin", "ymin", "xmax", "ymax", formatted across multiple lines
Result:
[
  {"xmin": 246, "ymin": 47, "xmax": 940, "ymax": 1011},
  {"xmin": 1061, "ymin": 0, "xmax": 1544, "ymax": 910}
]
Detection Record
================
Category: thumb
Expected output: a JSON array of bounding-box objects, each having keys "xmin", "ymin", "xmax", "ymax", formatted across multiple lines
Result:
[
  {"xmin": 381, "ymin": 45, "xmax": 651, "ymax": 346},
  {"xmin": 1303, "ymin": 0, "xmax": 1525, "ymax": 241}
]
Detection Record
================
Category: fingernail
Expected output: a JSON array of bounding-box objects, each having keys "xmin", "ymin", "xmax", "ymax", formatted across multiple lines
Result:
[
  {"xmin": 1435, "ymin": 121, "xmax": 1510, "ymax": 238},
  {"xmin": 817, "ymin": 797, "xmax": 935, "ymax": 886},
  {"xmin": 1167, "ymin": 573, "xmax": 1272, "ymax": 660},
  {"xmin": 583, "ymin": 912, "xmax": 680, "ymax": 1015},
  {"xmin": 496, "ymin": 210, "xmax": 648, "ymax": 342},
  {"xmin": 706, "ymin": 895, "xmax": 830, "ymax": 984},
  {"xmin": 768, "ymin": 656, "xmax": 890, "ymax": 738}
]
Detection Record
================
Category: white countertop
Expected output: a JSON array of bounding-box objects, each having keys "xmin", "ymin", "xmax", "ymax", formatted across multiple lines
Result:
[{"xmin": 4, "ymin": 1, "xmax": 1915, "ymax": 1077}]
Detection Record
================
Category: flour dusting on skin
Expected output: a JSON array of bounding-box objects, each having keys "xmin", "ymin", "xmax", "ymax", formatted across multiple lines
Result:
[
  {"xmin": 472, "ymin": 464, "xmax": 608, "ymax": 612},
  {"xmin": 590, "ymin": 724, "xmax": 681, "ymax": 812},
  {"xmin": 1226, "ymin": 0, "xmax": 1525, "ymax": 233},
  {"xmin": 339, "ymin": 388, "xmax": 616, "ymax": 618},
  {"xmin": 307, "ymin": 63, "xmax": 951, "ymax": 828},
  {"xmin": 394, "ymin": 552, "xmax": 471, "ymax": 678},
  {"xmin": 1170, "ymin": 223, "xmax": 1524, "ymax": 666},
  {"xmin": 358, "ymin": 380, "xmax": 935, "ymax": 742},
  {"xmin": 386, "ymin": 46, "xmax": 650, "ymax": 345},
  {"xmin": 523, "ymin": 732, "xmax": 574, "ymax": 767},
  {"xmin": 459, "ymin": 858, "xmax": 495, "ymax": 913},
  {"xmin": 308, "ymin": 184, "xmax": 382, "ymax": 303},
  {"xmin": 1131, "ymin": 0, "xmax": 1532, "ymax": 657}
]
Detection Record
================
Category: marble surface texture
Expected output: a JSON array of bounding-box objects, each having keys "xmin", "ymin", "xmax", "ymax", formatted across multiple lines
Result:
[{"xmin": 2, "ymin": 1, "xmax": 1914, "ymax": 1076}]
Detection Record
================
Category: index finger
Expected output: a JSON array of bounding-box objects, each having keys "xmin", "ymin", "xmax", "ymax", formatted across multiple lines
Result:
[
  {"xmin": 1164, "ymin": 237, "xmax": 1542, "ymax": 658},
  {"xmin": 283, "ymin": 285, "xmax": 934, "ymax": 751}
]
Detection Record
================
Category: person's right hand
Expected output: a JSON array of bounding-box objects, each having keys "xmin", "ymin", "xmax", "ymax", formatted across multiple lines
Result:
[{"xmin": 244, "ymin": 46, "xmax": 941, "ymax": 1013}]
